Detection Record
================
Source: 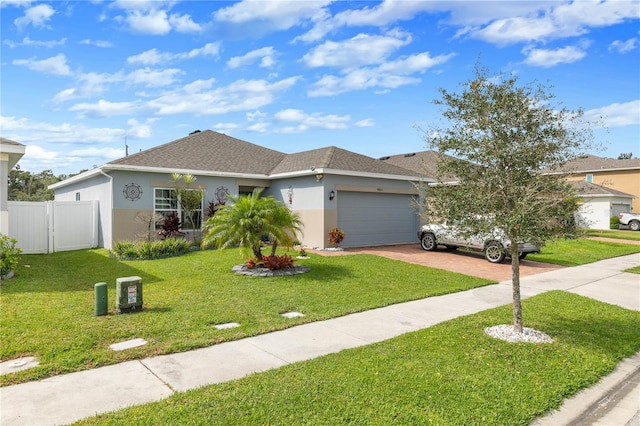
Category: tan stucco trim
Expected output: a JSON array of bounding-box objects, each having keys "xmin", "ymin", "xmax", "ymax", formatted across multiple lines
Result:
[
  {"xmin": 236, "ymin": 179, "xmax": 271, "ymax": 187},
  {"xmin": 334, "ymin": 184, "xmax": 418, "ymax": 195},
  {"xmin": 295, "ymin": 209, "xmax": 334, "ymax": 249}
]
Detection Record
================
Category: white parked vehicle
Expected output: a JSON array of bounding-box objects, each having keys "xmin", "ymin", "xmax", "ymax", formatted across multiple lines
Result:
[
  {"xmin": 618, "ymin": 213, "xmax": 640, "ymax": 231},
  {"xmin": 418, "ymin": 224, "xmax": 540, "ymax": 263}
]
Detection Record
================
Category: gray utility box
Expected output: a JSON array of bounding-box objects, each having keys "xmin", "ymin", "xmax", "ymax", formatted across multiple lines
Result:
[{"xmin": 116, "ymin": 276, "xmax": 143, "ymax": 314}]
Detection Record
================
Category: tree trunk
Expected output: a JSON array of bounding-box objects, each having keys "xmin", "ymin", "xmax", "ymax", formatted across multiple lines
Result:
[
  {"xmin": 270, "ymin": 241, "xmax": 278, "ymax": 257},
  {"xmin": 511, "ymin": 243, "xmax": 523, "ymax": 333}
]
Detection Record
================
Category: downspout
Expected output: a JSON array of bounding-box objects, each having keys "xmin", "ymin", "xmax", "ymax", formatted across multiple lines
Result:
[{"xmin": 99, "ymin": 170, "xmax": 113, "ymax": 249}]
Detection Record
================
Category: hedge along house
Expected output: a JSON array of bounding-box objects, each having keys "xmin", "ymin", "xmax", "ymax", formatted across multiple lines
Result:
[{"xmin": 49, "ymin": 130, "xmax": 427, "ymax": 250}]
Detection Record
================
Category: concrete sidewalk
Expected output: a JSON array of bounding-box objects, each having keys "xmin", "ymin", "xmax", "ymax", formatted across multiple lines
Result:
[{"xmin": 1, "ymin": 254, "xmax": 639, "ymax": 425}]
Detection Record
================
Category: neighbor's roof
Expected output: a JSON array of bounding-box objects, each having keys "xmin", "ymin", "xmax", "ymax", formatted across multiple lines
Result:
[
  {"xmin": 572, "ymin": 180, "xmax": 635, "ymax": 198},
  {"xmin": 556, "ymin": 154, "xmax": 640, "ymax": 174},
  {"xmin": 108, "ymin": 130, "xmax": 286, "ymax": 175},
  {"xmin": 379, "ymin": 150, "xmax": 448, "ymax": 177},
  {"xmin": 0, "ymin": 136, "xmax": 26, "ymax": 168},
  {"xmin": 271, "ymin": 146, "xmax": 422, "ymax": 178}
]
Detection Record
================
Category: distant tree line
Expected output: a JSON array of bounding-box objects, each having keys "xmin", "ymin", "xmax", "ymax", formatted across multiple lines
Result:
[{"xmin": 7, "ymin": 165, "xmax": 86, "ymax": 201}]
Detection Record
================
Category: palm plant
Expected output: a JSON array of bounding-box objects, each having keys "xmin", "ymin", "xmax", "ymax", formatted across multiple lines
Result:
[{"xmin": 201, "ymin": 188, "xmax": 303, "ymax": 260}]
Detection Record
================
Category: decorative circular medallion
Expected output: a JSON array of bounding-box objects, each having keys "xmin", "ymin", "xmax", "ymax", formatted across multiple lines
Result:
[
  {"xmin": 215, "ymin": 186, "xmax": 229, "ymax": 204},
  {"xmin": 123, "ymin": 183, "xmax": 143, "ymax": 201}
]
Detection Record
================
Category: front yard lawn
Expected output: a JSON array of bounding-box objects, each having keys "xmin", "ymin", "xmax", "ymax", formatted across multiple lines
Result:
[
  {"xmin": 527, "ymin": 238, "xmax": 640, "ymax": 266},
  {"xmin": 0, "ymin": 248, "xmax": 491, "ymax": 386},
  {"xmin": 77, "ymin": 291, "xmax": 640, "ymax": 426},
  {"xmin": 585, "ymin": 229, "xmax": 640, "ymax": 241}
]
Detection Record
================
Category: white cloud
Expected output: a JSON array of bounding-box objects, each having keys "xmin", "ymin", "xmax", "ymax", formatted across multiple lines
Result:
[
  {"xmin": 296, "ymin": 0, "xmax": 435, "ymax": 43},
  {"xmin": 466, "ymin": 0, "xmax": 640, "ymax": 46},
  {"xmin": 609, "ymin": 38, "xmax": 638, "ymax": 53},
  {"xmin": 126, "ymin": 67, "xmax": 182, "ymax": 87},
  {"xmin": 3, "ymin": 36, "xmax": 66, "ymax": 48},
  {"xmin": 1, "ymin": 1, "xmax": 33, "ymax": 8},
  {"xmin": 355, "ymin": 118, "xmax": 374, "ymax": 127},
  {"xmin": 522, "ymin": 45, "xmax": 587, "ymax": 67},
  {"xmin": 227, "ymin": 47, "xmax": 277, "ymax": 69},
  {"xmin": 168, "ymin": 13, "xmax": 202, "ymax": 33},
  {"xmin": 274, "ymin": 108, "xmax": 350, "ymax": 132},
  {"xmin": 584, "ymin": 100, "xmax": 640, "ymax": 127},
  {"xmin": 308, "ymin": 51, "xmax": 454, "ymax": 97},
  {"xmin": 14, "ymin": 3, "xmax": 55, "ymax": 29},
  {"xmin": 125, "ymin": 9, "xmax": 171, "ymax": 35},
  {"xmin": 13, "ymin": 53, "xmax": 73, "ymax": 76},
  {"xmin": 246, "ymin": 110, "xmax": 267, "ymax": 121},
  {"xmin": 147, "ymin": 77, "xmax": 300, "ymax": 116},
  {"xmin": 69, "ymin": 99, "xmax": 141, "ymax": 118},
  {"xmin": 302, "ymin": 31, "xmax": 412, "ymax": 69},
  {"xmin": 79, "ymin": 39, "xmax": 113, "ymax": 48},
  {"xmin": 214, "ymin": 0, "xmax": 330, "ymax": 29},
  {"xmin": 127, "ymin": 43, "xmax": 220, "ymax": 65},
  {"xmin": 246, "ymin": 122, "xmax": 269, "ymax": 133},
  {"xmin": 212, "ymin": 122, "xmax": 240, "ymax": 134},
  {"xmin": 0, "ymin": 114, "xmax": 131, "ymax": 145}
]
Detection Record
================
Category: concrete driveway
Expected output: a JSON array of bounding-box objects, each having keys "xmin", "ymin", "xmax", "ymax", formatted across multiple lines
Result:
[{"xmin": 312, "ymin": 243, "xmax": 564, "ymax": 281}]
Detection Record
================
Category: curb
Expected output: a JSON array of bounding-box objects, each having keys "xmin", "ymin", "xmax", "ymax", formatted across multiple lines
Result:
[{"xmin": 531, "ymin": 351, "xmax": 640, "ymax": 425}]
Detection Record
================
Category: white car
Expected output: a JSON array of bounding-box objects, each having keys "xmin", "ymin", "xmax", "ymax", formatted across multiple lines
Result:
[
  {"xmin": 618, "ymin": 213, "xmax": 640, "ymax": 231},
  {"xmin": 417, "ymin": 224, "xmax": 540, "ymax": 263}
]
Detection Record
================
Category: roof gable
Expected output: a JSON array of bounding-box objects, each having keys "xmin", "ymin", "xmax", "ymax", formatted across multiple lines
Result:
[
  {"xmin": 572, "ymin": 180, "xmax": 635, "ymax": 198},
  {"xmin": 108, "ymin": 130, "xmax": 286, "ymax": 175},
  {"xmin": 270, "ymin": 146, "xmax": 421, "ymax": 177}
]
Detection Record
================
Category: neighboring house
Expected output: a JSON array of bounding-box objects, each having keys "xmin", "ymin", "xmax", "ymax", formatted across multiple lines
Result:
[
  {"xmin": 50, "ymin": 130, "xmax": 428, "ymax": 249},
  {"xmin": 572, "ymin": 181, "xmax": 635, "ymax": 230},
  {"xmin": 0, "ymin": 137, "xmax": 26, "ymax": 235},
  {"xmin": 557, "ymin": 155, "xmax": 640, "ymax": 213},
  {"xmin": 381, "ymin": 150, "xmax": 637, "ymax": 230}
]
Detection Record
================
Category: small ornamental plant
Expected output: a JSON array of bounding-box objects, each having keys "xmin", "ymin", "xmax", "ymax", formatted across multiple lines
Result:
[
  {"xmin": 0, "ymin": 234, "xmax": 22, "ymax": 278},
  {"xmin": 328, "ymin": 227, "xmax": 345, "ymax": 247},
  {"xmin": 245, "ymin": 254, "xmax": 295, "ymax": 270}
]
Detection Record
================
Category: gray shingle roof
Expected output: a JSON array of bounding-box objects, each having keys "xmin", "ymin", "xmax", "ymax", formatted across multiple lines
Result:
[
  {"xmin": 572, "ymin": 180, "xmax": 635, "ymax": 198},
  {"xmin": 108, "ymin": 130, "xmax": 286, "ymax": 175},
  {"xmin": 107, "ymin": 131, "xmax": 421, "ymax": 178},
  {"xmin": 271, "ymin": 146, "xmax": 421, "ymax": 177},
  {"xmin": 559, "ymin": 154, "xmax": 640, "ymax": 173},
  {"xmin": 0, "ymin": 137, "xmax": 26, "ymax": 147}
]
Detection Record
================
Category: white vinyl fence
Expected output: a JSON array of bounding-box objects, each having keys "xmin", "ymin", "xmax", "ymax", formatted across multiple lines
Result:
[{"xmin": 7, "ymin": 201, "xmax": 99, "ymax": 254}]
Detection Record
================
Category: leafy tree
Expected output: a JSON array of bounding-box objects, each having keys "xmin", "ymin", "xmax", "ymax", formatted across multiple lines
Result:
[
  {"xmin": 8, "ymin": 166, "xmax": 60, "ymax": 201},
  {"xmin": 201, "ymin": 188, "xmax": 303, "ymax": 260},
  {"xmin": 171, "ymin": 173, "xmax": 204, "ymax": 239},
  {"xmin": 419, "ymin": 65, "xmax": 593, "ymax": 333}
]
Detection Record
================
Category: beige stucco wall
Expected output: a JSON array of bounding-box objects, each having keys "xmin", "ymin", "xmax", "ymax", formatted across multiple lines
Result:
[
  {"xmin": 112, "ymin": 208, "xmax": 160, "ymax": 244},
  {"xmin": 567, "ymin": 170, "xmax": 640, "ymax": 213},
  {"xmin": 295, "ymin": 208, "xmax": 336, "ymax": 249}
]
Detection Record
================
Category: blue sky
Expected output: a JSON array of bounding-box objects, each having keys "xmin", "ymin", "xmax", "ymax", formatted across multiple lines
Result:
[{"xmin": 1, "ymin": 0, "xmax": 639, "ymax": 176}]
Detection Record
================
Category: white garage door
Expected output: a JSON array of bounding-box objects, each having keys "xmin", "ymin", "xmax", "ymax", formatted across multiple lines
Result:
[{"xmin": 337, "ymin": 192, "xmax": 419, "ymax": 247}]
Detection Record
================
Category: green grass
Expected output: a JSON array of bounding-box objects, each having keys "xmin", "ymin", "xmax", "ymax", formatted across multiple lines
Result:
[
  {"xmin": 77, "ymin": 291, "xmax": 640, "ymax": 426},
  {"xmin": 625, "ymin": 266, "xmax": 640, "ymax": 274},
  {"xmin": 584, "ymin": 229, "xmax": 640, "ymax": 241},
  {"xmin": 528, "ymin": 238, "xmax": 640, "ymax": 266},
  {"xmin": 0, "ymin": 248, "xmax": 491, "ymax": 386}
]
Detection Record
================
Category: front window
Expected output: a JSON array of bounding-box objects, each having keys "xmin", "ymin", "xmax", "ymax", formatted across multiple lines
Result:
[{"xmin": 154, "ymin": 188, "xmax": 202, "ymax": 230}]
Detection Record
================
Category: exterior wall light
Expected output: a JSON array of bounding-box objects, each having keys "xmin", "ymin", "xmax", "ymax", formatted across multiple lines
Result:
[
  {"xmin": 329, "ymin": 190, "xmax": 335, "ymax": 201},
  {"xmin": 316, "ymin": 173, "xmax": 324, "ymax": 181}
]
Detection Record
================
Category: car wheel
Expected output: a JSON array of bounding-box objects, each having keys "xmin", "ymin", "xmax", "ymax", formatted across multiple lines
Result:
[
  {"xmin": 630, "ymin": 220, "xmax": 640, "ymax": 231},
  {"xmin": 518, "ymin": 253, "xmax": 527, "ymax": 260},
  {"xmin": 485, "ymin": 241, "xmax": 506, "ymax": 263},
  {"xmin": 420, "ymin": 233, "xmax": 437, "ymax": 251}
]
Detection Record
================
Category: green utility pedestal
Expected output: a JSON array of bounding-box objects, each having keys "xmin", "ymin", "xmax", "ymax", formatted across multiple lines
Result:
[
  {"xmin": 116, "ymin": 276, "xmax": 143, "ymax": 314},
  {"xmin": 95, "ymin": 282, "xmax": 108, "ymax": 316}
]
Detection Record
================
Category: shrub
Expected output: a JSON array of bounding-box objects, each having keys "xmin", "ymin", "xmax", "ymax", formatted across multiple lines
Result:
[
  {"xmin": 158, "ymin": 212, "xmax": 184, "ymax": 239},
  {"xmin": 110, "ymin": 238, "xmax": 191, "ymax": 260},
  {"xmin": 0, "ymin": 234, "xmax": 22, "ymax": 277},
  {"xmin": 610, "ymin": 215, "xmax": 621, "ymax": 230},
  {"xmin": 328, "ymin": 227, "xmax": 345, "ymax": 247},
  {"xmin": 262, "ymin": 254, "xmax": 295, "ymax": 270},
  {"xmin": 245, "ymin": 254, "xmax": 295, "ymax": 270}
]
